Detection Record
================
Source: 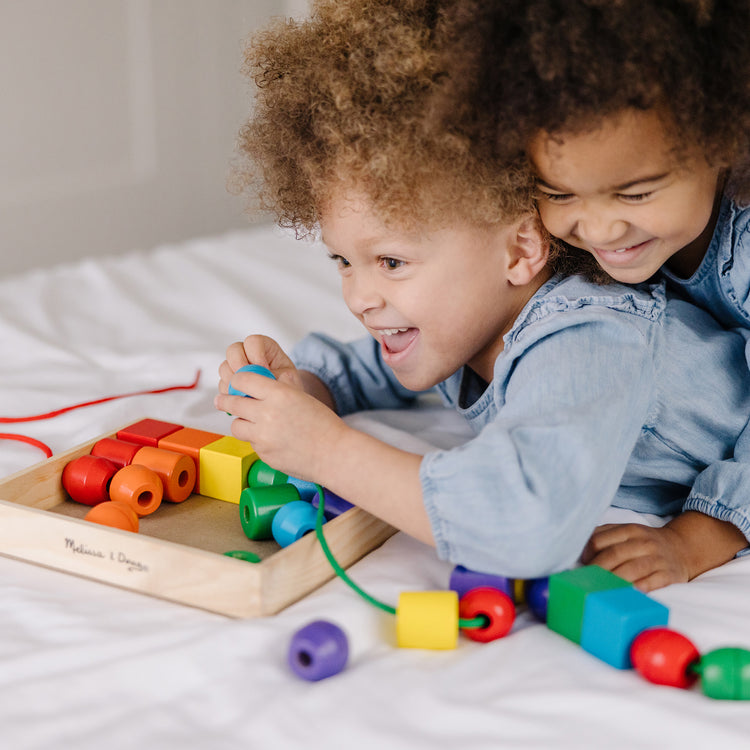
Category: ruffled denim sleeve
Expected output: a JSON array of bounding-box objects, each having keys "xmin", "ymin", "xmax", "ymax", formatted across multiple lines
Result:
[
  {"xmin": 291, "ymin": 333, "xmax": 424, "ymax": 415},
  {"xmin": 683, "ymin": 416, "xmax": 750, "ymax": 555},
  {"xmin": 421, "ymin": 307, "xmax": 658, "ymax": 579}
]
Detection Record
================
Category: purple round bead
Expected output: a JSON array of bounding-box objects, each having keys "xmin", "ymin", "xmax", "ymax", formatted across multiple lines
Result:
[
  {"xmin": 311, "ymin": 487, "xmax": 354, "ymax": 519},
  {"xmin": 449, "ymin": 565, "xmax": 515, "ymax": 600},
  {"xmin": 288, "ymin": 620, "xmax": 349, "ymax": 681}
]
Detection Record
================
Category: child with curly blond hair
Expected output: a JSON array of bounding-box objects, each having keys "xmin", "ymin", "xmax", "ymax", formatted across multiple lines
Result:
[{"xmin": 217, "ymin": 0, "xmax": 750, "ymax": 588}]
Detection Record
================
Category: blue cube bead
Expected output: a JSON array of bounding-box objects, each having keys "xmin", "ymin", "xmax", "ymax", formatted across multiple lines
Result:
[{"xmin": 580, "ymin": 587, "xmax": 669, "ymax": 669}]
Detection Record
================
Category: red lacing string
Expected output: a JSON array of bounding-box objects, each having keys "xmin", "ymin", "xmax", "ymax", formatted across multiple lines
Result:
[{"xmin": 0, "ymin": 369, "xmax": 201, "ymax": 459}]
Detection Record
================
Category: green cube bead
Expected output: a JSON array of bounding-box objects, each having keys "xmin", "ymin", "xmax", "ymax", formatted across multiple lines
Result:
[{"xmin": 547, "ymin": 565, "xmax": 632, "ymax": 644}]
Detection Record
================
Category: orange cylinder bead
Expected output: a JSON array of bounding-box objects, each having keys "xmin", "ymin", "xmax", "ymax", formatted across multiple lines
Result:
[
  {"xmin": 133, "ymin": 446, "xmax": 196, "ymax": 503},
  {"xmin": 109, "ymin": 464, "xmax": 163, "ymax": 516},
  {"xmin": 84, "ymin": 501, "xmax": 139, "ymax": 532}
]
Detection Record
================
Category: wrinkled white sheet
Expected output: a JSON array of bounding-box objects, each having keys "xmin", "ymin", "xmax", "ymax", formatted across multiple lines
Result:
[{"xmin": 1, "ymin": 225, "xmax": 749, "ymax": 750}]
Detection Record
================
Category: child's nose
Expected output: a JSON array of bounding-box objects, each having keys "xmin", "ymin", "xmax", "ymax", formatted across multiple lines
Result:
[
  {"xmin": 575, "ymin": 212, "xmax": 627, "ymax": 247},
  {"xmin": 343, "ymin": 273, "xmax": 384, "ymax": 315}
]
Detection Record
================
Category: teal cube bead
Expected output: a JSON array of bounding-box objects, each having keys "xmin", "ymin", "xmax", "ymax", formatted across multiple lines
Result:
[{"xmin": 580, "ymin": 587, "xmax": 669, "ymax": 669}]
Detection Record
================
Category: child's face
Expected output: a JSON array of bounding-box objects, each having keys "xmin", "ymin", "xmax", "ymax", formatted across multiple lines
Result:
[
  {"xmin": 528, "ymin": 109, "xmax": 723, "ymax": 283},
  {"xmin": 319, "ymin": 193, "xmax": 534, "ymax": 390}
]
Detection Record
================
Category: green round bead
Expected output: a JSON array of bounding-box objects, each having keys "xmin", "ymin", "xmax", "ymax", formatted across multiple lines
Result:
[
  {"xmin": 223, "ymin": 550, "xmax": 261, "ymax": 563},
  {"xmin": 694, "ymin": 647, "xmax": 750, "ymax": 700}
]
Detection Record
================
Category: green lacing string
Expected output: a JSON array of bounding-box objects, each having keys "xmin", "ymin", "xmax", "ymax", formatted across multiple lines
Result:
[{"xmin": 313, "ymin": 485, "xmax": 484, "ymax": 630}]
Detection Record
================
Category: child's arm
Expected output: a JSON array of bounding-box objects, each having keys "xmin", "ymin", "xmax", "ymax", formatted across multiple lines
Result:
[
  {"xmin": 582, "ymin": 511, "xmax": 747, "ymax": 592},
  {"xmin": 217, "ymin": 334, "xmax": 432, "ymax": 542}
]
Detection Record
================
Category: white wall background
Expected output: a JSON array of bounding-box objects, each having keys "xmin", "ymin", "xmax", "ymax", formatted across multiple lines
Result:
[{"xmin": 0, "ymin": 0, "xmax": 308, "ymax": 277}]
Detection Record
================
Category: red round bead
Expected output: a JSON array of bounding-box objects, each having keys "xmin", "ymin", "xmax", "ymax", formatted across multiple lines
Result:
[
  {"xmin": 630, "ymin": 627, "xmax": 700, "ymax": 689},
  {"xmin": 61, "ymin": 455, "xmax": 119, "ymax": 506},
  {"xmin": 459, "ymin": 586, "xmax": 516, "ymax": 643}
]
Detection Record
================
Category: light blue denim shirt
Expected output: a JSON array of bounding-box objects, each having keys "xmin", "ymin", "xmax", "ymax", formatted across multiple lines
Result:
[
  {"xmin": 292, "ymin": 275, "xmax": 750, "ymax": 578},
  {"xmin": 661, "ymin": 196, "xmax": 750, "ymax": 329}
]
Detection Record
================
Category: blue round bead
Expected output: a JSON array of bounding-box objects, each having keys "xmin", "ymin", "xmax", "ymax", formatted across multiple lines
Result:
[
  {"xmin": 525, "ymin": 577, "xmax": 549, "ymax": 622},
  {"xmin": 272, "ymin": 499, "xmax": 319, "ymax": 547},
  {"xmin": 286, "ymin": 474, "xmax": 320, "ymax": 502},
  {"xmin": 288, "ymin": 620, "xmax": 349, "ymax": 681},
  {"xmin": 228, "ymin": 364, "xmax": 276, "ymax": 397}
]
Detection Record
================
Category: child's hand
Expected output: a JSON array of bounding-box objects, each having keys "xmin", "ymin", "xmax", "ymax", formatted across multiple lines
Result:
[
  {"xmin": 580, "ymin": 523, "xmax": 690, "ymax": 592},
  {"xmin": 215, "ymin": 374, "xmax": 346, "ymax": 483},
  {"xmin": 218, "ymin": 335, "xmax": 303, "ymax": 395}
]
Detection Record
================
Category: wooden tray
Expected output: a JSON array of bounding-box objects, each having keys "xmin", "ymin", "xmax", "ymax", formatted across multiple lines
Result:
[{"xmin": 0, "ymin": 427, "xmax": 396, "ymax": 618}]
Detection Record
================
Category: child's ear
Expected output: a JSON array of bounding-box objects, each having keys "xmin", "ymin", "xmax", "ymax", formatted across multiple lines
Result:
[{"xmin": 506, "ymin": 214, "xmax": 549, "ymax": 286}]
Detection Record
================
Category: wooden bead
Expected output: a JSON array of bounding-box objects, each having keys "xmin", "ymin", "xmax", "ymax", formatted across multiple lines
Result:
[
  {"xmin": 61, "ymin": 455, "xmax": 118, "ymax": 506},
  {"xmin": 459, "ymin": 587, "xmax": 516, "ymax": 642},
  {"xmin": 524, "ymin": 578, "xmax": 550, "ymax": 623},
  {"xmin": 240, "ymin": 484, "xmax": 300, "ymax": 540},
  {"xmin": 271, "ymin": 500, "xmax": 319, "ymax": 547},
  {"xmin": 109, "ymin": 464, "xmax": 163, "ymax": 516},
  {"xmin": 630, "ymin": 627, "xmax": 699, "ymax": 689},
  {"xmin": 133, "ymin": 446, "xmax": 196, "ymax": 502},
  {"xmin": 288, "ymin": 620, "xmax": 348, "ymax": 681},
  {"xmin": 694, "ymin": 647, "xmax": 750, "ymax": 700},
  {"xmin": 448, "ymin": 564, "xmax": 515, "ymax": 600},
  {"xmin": 396, "ymin": 591, "xmax": 459, "ymax": 650},
  {"xmin": 90, "ymin": 437, "xmax": 142, "ymax": 468},
  {"xmin": 84, "ymin": 501, "xmax": 139, "ymax": 532}
]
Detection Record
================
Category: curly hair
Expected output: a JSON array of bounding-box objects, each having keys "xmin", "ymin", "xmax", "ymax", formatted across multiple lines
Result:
[
  {"xmin": 230, "ymin": 0, "xmax": 537, "ymax": 235},
  {"xmin": 431, "ymin": 0, "xmax": 750, "ymax": 203}
]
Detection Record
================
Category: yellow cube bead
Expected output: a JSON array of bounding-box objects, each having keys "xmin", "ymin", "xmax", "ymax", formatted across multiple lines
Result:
[
  {"xmin": 199, "ymin": 436, "xmax": 258, "ymax": 503},
  {"xmin": 396, "ymin": 591, "xmax": 459, "ymax": 650}
]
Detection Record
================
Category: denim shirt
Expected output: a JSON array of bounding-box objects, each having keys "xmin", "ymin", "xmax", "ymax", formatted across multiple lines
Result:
[
  {"xmin": 292, "ymin": 275, "xmax": 750, "ymax": 579},
  {"xmin": 661, "ymin": 196, "xmax": 750, "ymax": 328}
]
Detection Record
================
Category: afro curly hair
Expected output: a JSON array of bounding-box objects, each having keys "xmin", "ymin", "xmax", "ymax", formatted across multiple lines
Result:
[
  {"xmin": 431, "ymin": 0, "xmax": 750, "ymax": 203},
  {"xmin": 229, "ymin": 0, "xmax": 537, "ymax": 235}
]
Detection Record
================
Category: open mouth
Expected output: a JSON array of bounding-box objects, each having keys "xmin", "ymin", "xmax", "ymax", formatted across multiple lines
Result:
[
  {"xmin": 593, "ymin": 239, "xmax": 652, "ymax": 264},
  {"xmin": 379, "ymin": 327, "xmax": 418, "ymax": 356}
]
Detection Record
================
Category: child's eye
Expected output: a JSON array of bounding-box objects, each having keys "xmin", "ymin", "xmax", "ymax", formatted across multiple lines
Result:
[
  {"xmin": 327, "ymin": 253, "xmax": 351, "ymax": 268},
  {"xmin": 381, "ymin": 257, "xmax": 405, "ymax": 270},
  {"xmin": 618, "ymin": 191, "xmax": 653, "ymax": 203},
  {"xmin": 536, "ymin": 190, "xmax": 575, "ymax": 204}
]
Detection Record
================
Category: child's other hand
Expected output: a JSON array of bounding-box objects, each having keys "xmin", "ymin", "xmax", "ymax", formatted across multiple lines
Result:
[
  {"xmin": 218, "ymin": 335, "xmax": 302, "ymax": 395},
  {"xmin": 580, "ymin": 523, "xmax": 690, "ymax": 592},
  {"xmin": 215, "ymin": 376, "xmax": 345, "ymax": 482}
]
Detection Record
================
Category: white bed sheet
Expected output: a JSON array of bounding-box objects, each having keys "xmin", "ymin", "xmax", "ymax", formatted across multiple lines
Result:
[{"xmin": 1, "ymin": 225, "xmax": 749, "ymax": 750}]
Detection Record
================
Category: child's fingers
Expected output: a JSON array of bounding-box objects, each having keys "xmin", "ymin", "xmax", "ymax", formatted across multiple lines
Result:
[
  {"xmin": 226, "ymin": 341, "xmax": 252, "ymax": 372},
  {"xmin": 217, "ymin": 360, "xmax": 235, "ymax": 394},
  {"xmin": 581, "ymin": 523, "xmax": 632, "ymax": 561},
  {"xmin": 242, "ymin": 335, "xmax": 284, "ymax": 370}
]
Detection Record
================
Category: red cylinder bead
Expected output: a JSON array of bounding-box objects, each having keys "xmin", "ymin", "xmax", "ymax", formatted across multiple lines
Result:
[
  {"xmin": 459, "ymin": 586, "xmax": 516, "ymax": 643},
  {"xmin": 91, "ymin": 437, "xmax": 142, "ymax": 468},
  {"xmin": 61, "ymin": 455, "xmax": 119, "ymax": 506},
  {"xmin": 630, "ymin": 627, "xmax": 700, "ymax": 689}
]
